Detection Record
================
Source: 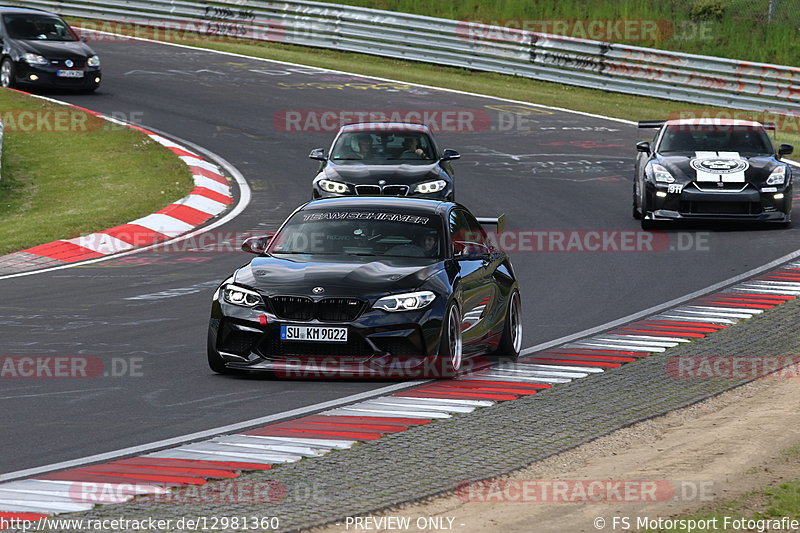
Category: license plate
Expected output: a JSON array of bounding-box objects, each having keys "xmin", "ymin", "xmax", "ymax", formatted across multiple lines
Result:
[
  {"xmin": 280, "ymin": 325, "xmax": 348, "ymax": 343},
  {"xmin": 56, "ymin": 70, "xmax": 84, "ymax": 78}
]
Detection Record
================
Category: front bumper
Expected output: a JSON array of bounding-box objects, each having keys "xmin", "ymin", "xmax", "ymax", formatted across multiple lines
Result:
[
  {"xmin": 15, "ymin": 61, "xmax": 101, "ymax": 90},
  {"xmin": 209, "ymin": 295, "xmax": 450, "ymax": 378},
  {"xmin": 644, "ymin": 182, "xmax": 792, "ymax": 223}
]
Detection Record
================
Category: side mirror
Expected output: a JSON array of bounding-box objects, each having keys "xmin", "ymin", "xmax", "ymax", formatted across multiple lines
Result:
[
  {"xmin": 440, "ymin": 149, "xmax": 460, "ymax": 161},
  {"xmin": 636, "ymin": 141, "xmax": 651, "ymax": 154},
  {"xmin": 241, "ymin": 234, "xmax": 274, "ymax": 254},
  {"xmin": 309, "ymin": 148, "xmax": 326, "ymax": 161},
  {"xmin": 778, "ymin": 144, "xmax": 794, "ymax": 157}
]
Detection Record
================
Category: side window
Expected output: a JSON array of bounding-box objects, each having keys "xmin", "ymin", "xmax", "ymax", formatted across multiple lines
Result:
[{"xmin": 450, "ymin": 209, "xmax": 488, "ymax": 253}]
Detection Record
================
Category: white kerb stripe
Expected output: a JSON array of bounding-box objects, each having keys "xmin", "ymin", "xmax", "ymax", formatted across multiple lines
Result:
[
  {"xmin": 149, "ymin": 134, "xmax": 197, "ymax": 155},
  {"xmin": 129, "ymin": 213, "xmax": 194, "ymax": 237},
  {"xmin": 67, "ymin": 233, "xmax": 135, "ymax": 255},
  {"xmin": 180, "ymin": 156, "xmax": 221, "ymax": 173},
  {"xmin": 193, "ymin": 175, "xmax": 231, "ymax": 196},
  {"xmin": 175, "ymin": 194, "xmax": 228, "ymax": 215}
]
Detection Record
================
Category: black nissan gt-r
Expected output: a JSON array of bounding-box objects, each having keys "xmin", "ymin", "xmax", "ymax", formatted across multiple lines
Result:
[
  {"xmin": 633, "ymin": 119, "xmax": 794, "ymax": 229},
  {"xmin": 207, "ymin": 197, "xmax": 522, "ymax": 379}
]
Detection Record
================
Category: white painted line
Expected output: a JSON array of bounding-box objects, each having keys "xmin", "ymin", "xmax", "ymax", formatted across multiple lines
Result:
[
  {"xmin": 234, "ymin": 436, "xmax": 356, "ymax": 449},
  {"xmin": 490, "ymin": 367, "xmax": 589, "ymax": 378},
  {"xmin": 685, "ymin": 305, "xmax": 762, "ymax": 315},
  {"xmin": 653, "ymin": 314, "xmax": 737, "ymax": 324},
  {"xmin": 0, "ymin": 499, "xmax": 93, "ymax": 513},
  {"xmin": 592, "ymin": 337, "xmax": 681, "ymax": 347},
  {"xmin": 149, "ymin": 447, "xmax": 299, "ymax": 464},
  {"xmin": 732, "ymin": 287, "xmax": 800, "ymax": 295},
  {"xmin": 604, "ymin": 334, "xmax": 691, "ymax": 343},
  {"xmin": 517, "ymin": 363, "xmax": 604, "ymax": 374},
  {"xmin": 197, "ymin": 441, "xmax": 312, "ymax": 457},
  {"xmin": 479, "ymin": 371, "xmax": 573, "ymax": 383},
  {"xmin": 210, "ymin": 436, "xmax": 323, "ymax": 457},
  {"xmin": 363, "ymin": 398, "xmax": 475, "ymax": 413},
  {"xmin": 67, "ymin": 233, "xmax": 135, "ymax": 255},
  {"xmin": 329, "ymin": 407, "xmax": 450, "ymax": 419},
  {"xmin": 570, "ymin": 342, "xmax": 663, "ymax": 353},
  {"xmin": 675, "ymin": 309, "xmax": 752, "ymax": 319},
  {"xmin": 365, "ymin": 396, "xmax": 493, "ymax": 407}
]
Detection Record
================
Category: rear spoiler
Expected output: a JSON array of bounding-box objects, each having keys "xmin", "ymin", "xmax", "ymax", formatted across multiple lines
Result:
[
  {"xmin": 638, "ymin": 120, "xmax": 665, "ymax": 129},
  {"xmin": 476, "ymin": 215, "xmax": 506, "ymax": 233}
]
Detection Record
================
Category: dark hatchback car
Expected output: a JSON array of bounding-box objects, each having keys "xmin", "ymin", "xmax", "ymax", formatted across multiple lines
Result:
[
  {"xmin": 309, "ymin": 123, "xmax": 460, "ymax": 201},
  {"xmin": 0, "ymin": 7, "xmax": 101, "ymax": 91},
  {"xmin": 207, "ymin": 197, "xmax": 522, "ymax": 379}
]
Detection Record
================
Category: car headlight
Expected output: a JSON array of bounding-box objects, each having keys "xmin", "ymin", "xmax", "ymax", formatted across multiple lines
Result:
[
  {"xmin": 414, "ymin": 180, "xmax": 447, "ymax": 194},
  {"xmin": 87, "ymin": 55, "xmax": 100, "ymax": 67},
  {"xmin": 318, "ymin": 179, "xmax": 349, "ymax": 194},
  {"xmin": 22, "ymin": 53, "xmax": 48, "ymax": 66},
  {"xmin": 222, "ymin": 284, "xmax": 263, "ymax": 308},
  {"xmin": 373, "ymin": 291, "xmax": 436, "ymax": 312},
  {"xmin": 766, "ymin": 166, "xmax": 787, "ymax": 186},
  {"xmin": 650, "ymin": 164, "xmax": 675, "ymax": 183}
]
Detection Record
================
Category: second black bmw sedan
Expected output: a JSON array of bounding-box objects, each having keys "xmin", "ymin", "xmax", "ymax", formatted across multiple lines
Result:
[
  {"xmin": 0, "ymin": 7, "xmax": 101, "ymax": 91},
  {"xmin": 309, "ymin": 123, "xmax": 460, "ymax": 201},
  {"xmin": 208, "ymin": 197, "xmax": 522, "ymax": 379}
]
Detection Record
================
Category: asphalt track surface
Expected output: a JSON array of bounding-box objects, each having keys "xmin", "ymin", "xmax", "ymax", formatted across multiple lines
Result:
[{"xmin": 4, "ymin": 38, "xmax": 800, "ymax": 475}]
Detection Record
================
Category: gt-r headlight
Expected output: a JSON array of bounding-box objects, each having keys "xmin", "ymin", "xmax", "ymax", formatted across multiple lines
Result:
[
  {"xmin": 766, "ymin": 166, "xmax": 787, "ymax": 186},
  {"xmin": 373, "ymin": 291, "xmax": 436, "ymax": 312},
  {"xmin": 87, "ymin": 55, "xmax": 100, "ymax": 67},
  {"xmin": 650, "ymin": 163, "xmax": 675, "ymax": 183},
  {"xmin": 414, "ymin": 180, "xmax": 447, "ymax": 194},
  {"xmin": 318, "ymin": 179, "xmax": 349, "ymax": 194},
  {"xmin": 222, "ymin": 284, "xmax": 263, "ymax": 308},
  {"xmin": 22, "ymin": 53, "xmax": 48, "ymax": 66}
]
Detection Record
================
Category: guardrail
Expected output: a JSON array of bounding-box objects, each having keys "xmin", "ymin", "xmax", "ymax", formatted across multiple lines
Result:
[{"xmin": 15, "ymin": 0, "xmax": 800, "ymax": 113}]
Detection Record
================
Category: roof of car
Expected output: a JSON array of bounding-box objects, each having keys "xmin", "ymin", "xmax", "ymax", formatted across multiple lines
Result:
[
  {"xmin": 338, "ymin": 122, "xmax": 433, "ymax": 134},
  {"xmin": 0, "ymin": 6, "xmax": 53, "ymax": 14},
  {"xmin": 665, "ymin": 118, "xmax": 765, "ymax": 128},
  {"xmin": 302, "ymin": 196, "xmax": 453, "ymax": 215}
]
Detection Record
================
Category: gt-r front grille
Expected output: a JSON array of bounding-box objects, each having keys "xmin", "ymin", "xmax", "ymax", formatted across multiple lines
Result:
[
  {"xmin": 679, "ymin": 201, "xmax": 763, "ymax": 215},
  {"xmin": 269, "ymin": 296, "xmax": 366, "ymax": 321},
  {"xmin": 690, "ymin": 182, "xmax": 751, "ymax": 193},
  {"xmin": 354, "ymin": 184, "xmax": 409, "ymax": 196}
]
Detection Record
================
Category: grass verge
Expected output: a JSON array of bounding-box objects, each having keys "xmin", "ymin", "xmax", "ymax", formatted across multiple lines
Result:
[
  {"xmin": 69, "ymin": 18, "xmax": 800, "ymax": 151},
  {"xmin": 0, "ymin": 89, "xmax": 193, "ymax": 255}
]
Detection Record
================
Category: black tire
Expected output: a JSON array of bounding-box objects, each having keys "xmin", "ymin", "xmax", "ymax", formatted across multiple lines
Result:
[
  {"xmin": 207, "ymin": 326, "xmax": 247, "ymax": 375},
  {"xmin": 495, "ymin": 289, "xmax": 522, "ymax": 360},
  {"xmin": 1, "ymin": 58, "xmax": 15, "ymax": 89},
  {"xmin": 632, "ymin": 180, "xmax": 641, "ymax": 219},
  {"xmin": 640, "ymin": 192, "xmax": 656, "ymax": 230},
  {"xmin": 436, "ymin": 303, "xmax": 463, "ymax": 379}
]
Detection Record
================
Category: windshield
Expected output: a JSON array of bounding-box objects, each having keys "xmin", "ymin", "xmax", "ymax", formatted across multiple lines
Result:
[
  {"xmin": 658, "ymin": 125, "xmax": 773, "ymax": 156},
  {"xmin": 269, "ymin": 210, "xmax": 444, "ymax": 259},
  {"xmin": 330, "ymin": 132, "xmax": 437, "ymax": 164},
  {"xmin": 3, "ymin": 14, "xmax": 78, "ymax": 41}
]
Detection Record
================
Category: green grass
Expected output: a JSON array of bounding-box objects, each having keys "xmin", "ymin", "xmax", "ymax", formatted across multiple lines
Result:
[
  {"xmin": 68, "ymin": 18, "xmax": 800, "ymax": 151},
  {"xmin": 0, "ymin": 90, "xmax": 193, "ymax": 255},
  {"xmin": 332, "ymin": 0, "xmax": 799, "ymax": 66},
  {"xmin": 641, "ymin": 481, "xmax": 800, "ymax": 532}
]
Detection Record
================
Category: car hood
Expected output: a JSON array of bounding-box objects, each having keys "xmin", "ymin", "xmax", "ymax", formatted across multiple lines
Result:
[
  {"xmin": 320, "ymin": 162, "xmax": 445, "ymax": 186},
  {"xmin": 655, "ymin": 153, "xmax": 782, "ymax": 184},
  {"xmin": 19, "ymin": 39, "xmax": 95, "ymax": 59},
  {"xmin": 234, "ymin": 255, "xmax": 445, "ymax": 299}
]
